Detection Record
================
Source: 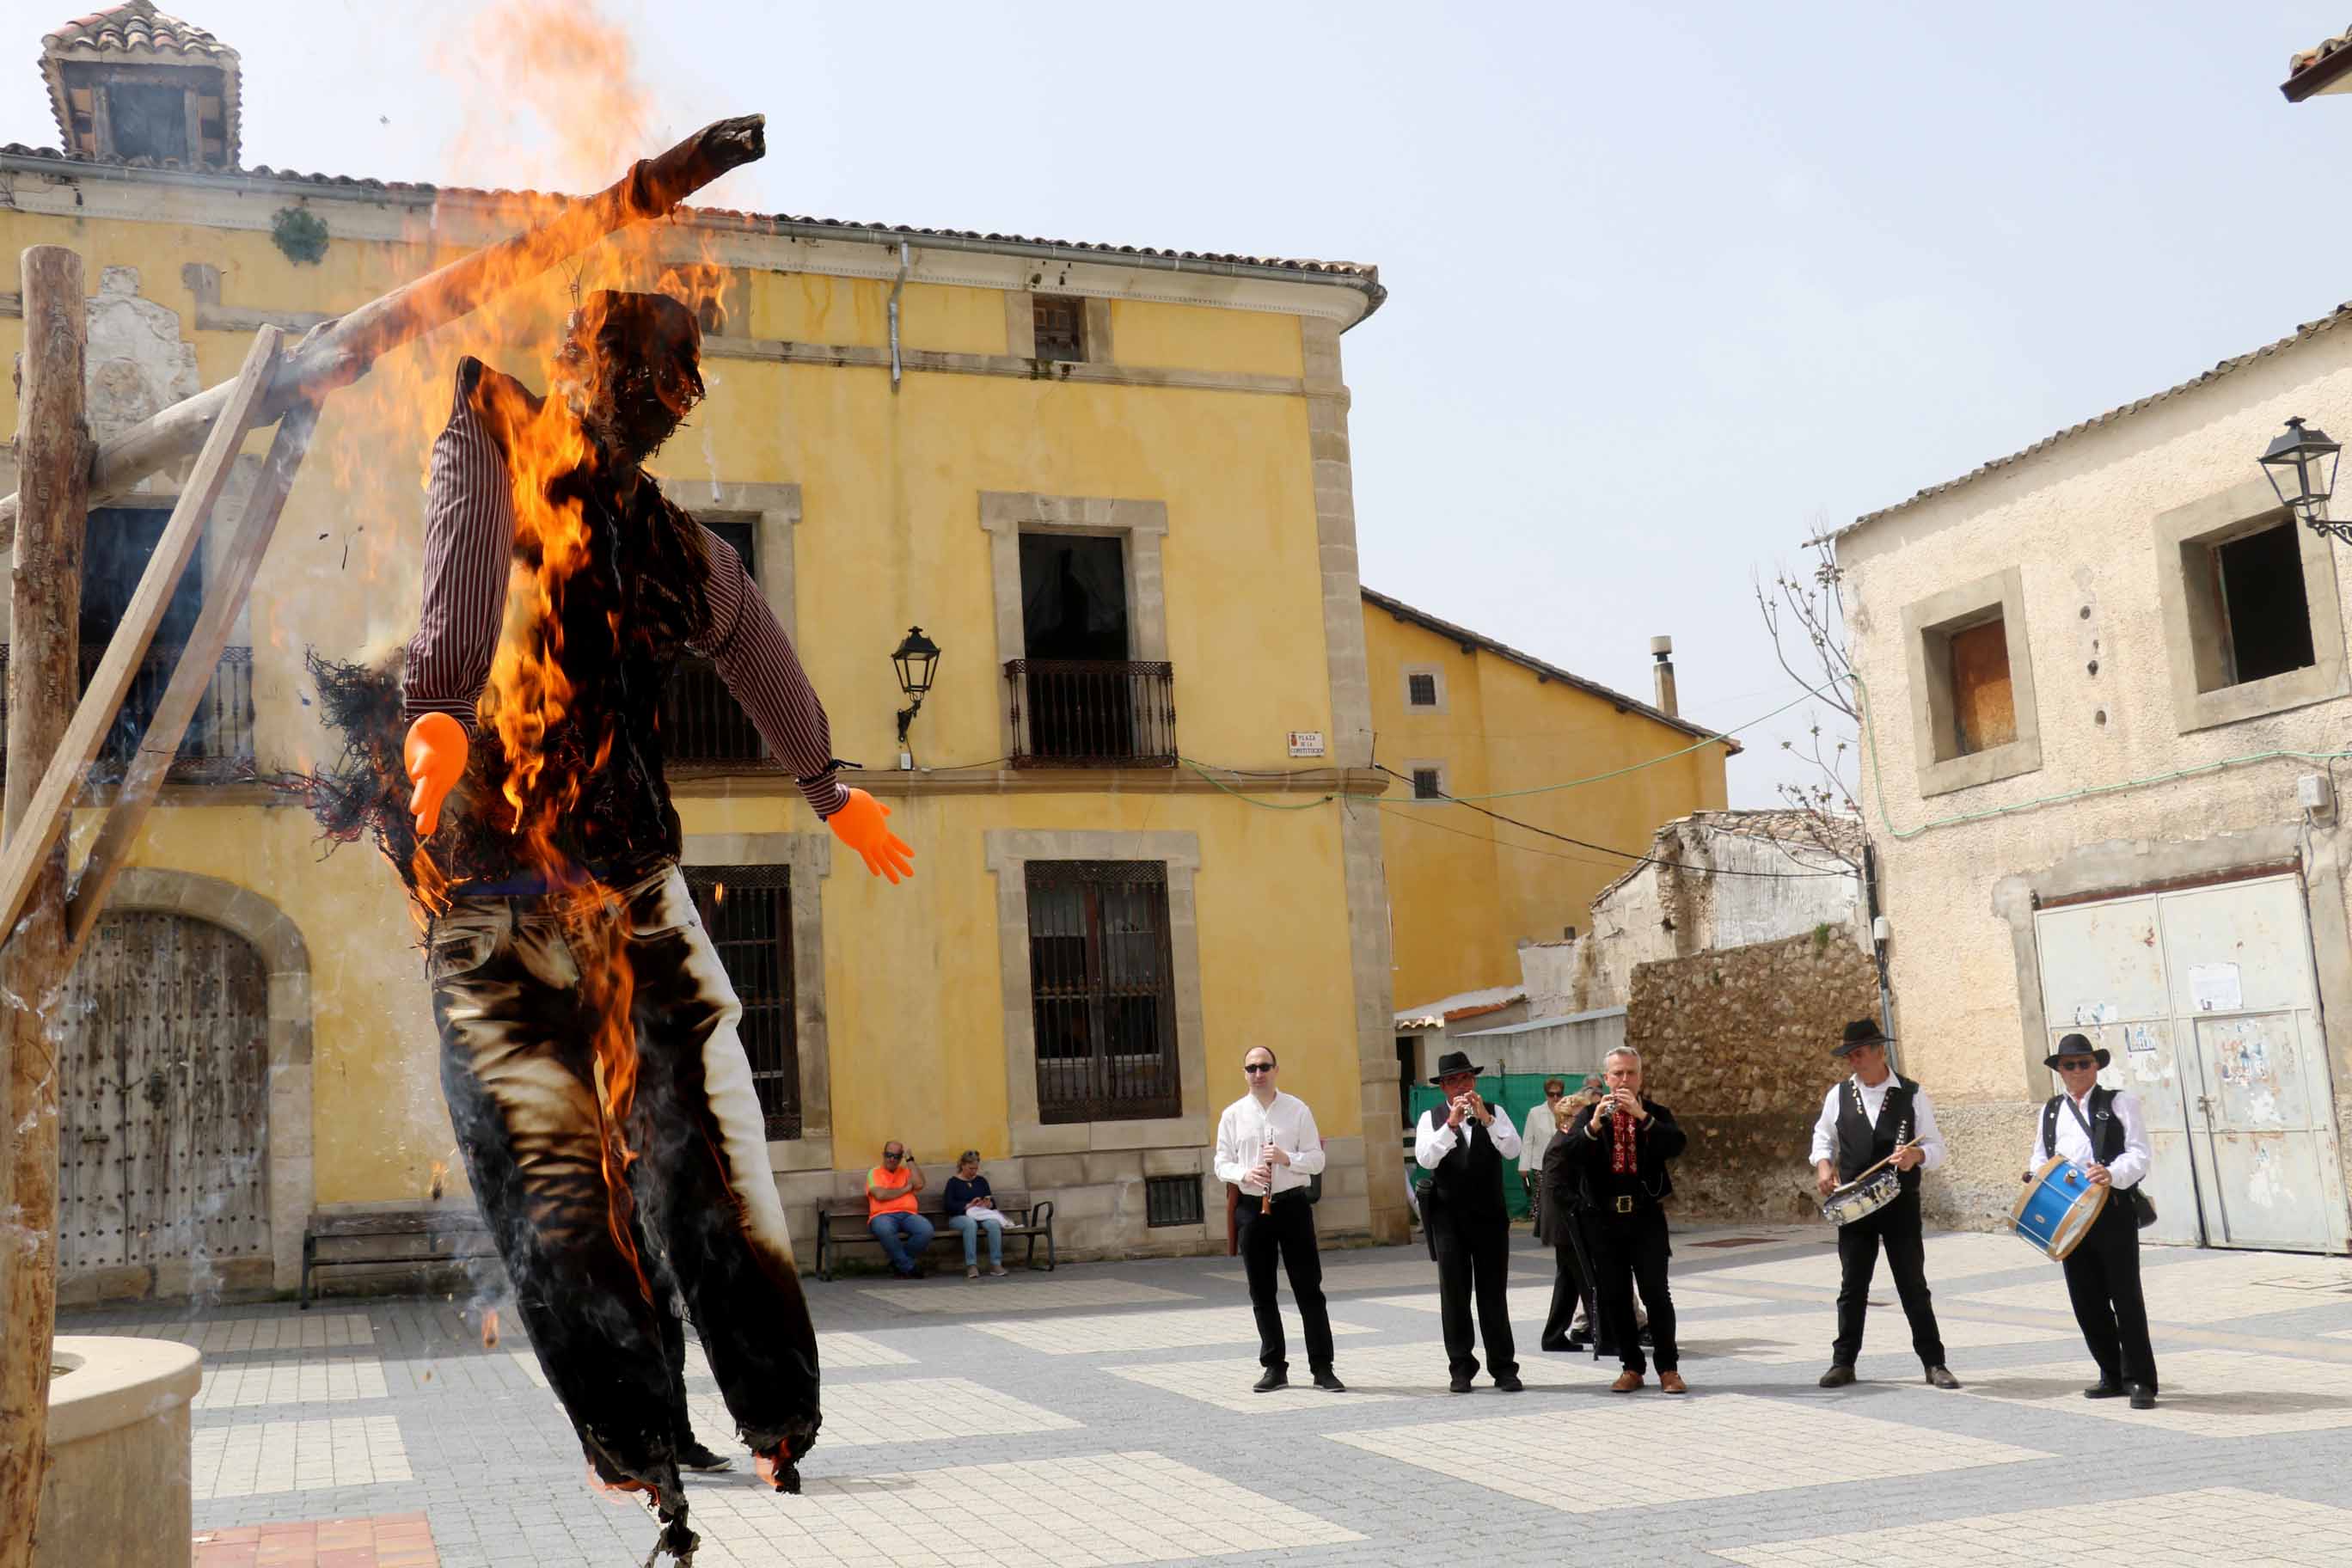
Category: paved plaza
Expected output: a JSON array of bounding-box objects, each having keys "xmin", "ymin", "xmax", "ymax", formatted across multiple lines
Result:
[{"xmin": 77, "ymin": 1222, "xmax": 2352, "ymax": 1566}]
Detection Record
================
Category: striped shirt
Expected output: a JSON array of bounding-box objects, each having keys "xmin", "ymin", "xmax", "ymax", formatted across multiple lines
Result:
[{"xmin": 402, "ymin": 371, "xmax": 847, "ymax": 819}]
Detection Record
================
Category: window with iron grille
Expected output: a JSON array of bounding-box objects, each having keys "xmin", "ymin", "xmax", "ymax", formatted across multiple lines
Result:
[
  {"xmin": 1033, "ymin": 295, "xmax": 1086, "ymax": 363},
  {"xmin": 1025, "ymin": 861, "xmax": 1180, "ymax": 1124},
  {"xmin": 663, "ymin": 518, "xmax": 765, "ymax": 765},
  {"xmin": 1412, "ymin": 768, "xmax": 1443, "ymax": 800},
  {"xmin": 1406, "ymin": 671, "xmax": 1438, "ymax": 707},
  {"xmin": 683, "ymin": 864, "xmax": 800, "ymax": 1139},
  {"xmin": 1144, "ymin": 1174, "xmax": 1204, "ymax": 1228}
]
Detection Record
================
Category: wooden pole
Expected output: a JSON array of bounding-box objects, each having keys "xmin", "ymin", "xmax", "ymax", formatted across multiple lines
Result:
[
  {"xmin": 0, "ymin": 244, "xmax": 92, "ymax": 1568},
  {"xmin": 0, "ymin": 113, "xmax": 768, "ymax": 549}
]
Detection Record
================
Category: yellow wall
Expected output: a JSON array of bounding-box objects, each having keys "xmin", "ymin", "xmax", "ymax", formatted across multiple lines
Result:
[
  {"xmin": 1363, "ymin": 604, "xmax": 1731, "ymax": 1009},
  {"xmin": 0, "ymin": 197, "xmax": 1365, "ymax": 1216}
]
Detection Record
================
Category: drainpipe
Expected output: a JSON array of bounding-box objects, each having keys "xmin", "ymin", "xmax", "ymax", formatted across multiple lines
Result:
[
  {"xmin": 1864, "ymin": 841, "xmax": 1898, "ymax": 1072},
  {"xmin": 1650, "ymin": 635, "xmax": 1678, "ymax": 718},
  {"xmin": 887, "ymin": 240, "xmax": 910, "ymax": 393}
]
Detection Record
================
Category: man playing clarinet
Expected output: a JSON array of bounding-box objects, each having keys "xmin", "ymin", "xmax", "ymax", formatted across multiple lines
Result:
[
  {"xmin": 1812, "ymin": 1019, "xmax": 1961, "ymax": 1391},
  {"xmin": 1213, "ymin": 1048, "xmax": 1344, "ymax": 1393}
]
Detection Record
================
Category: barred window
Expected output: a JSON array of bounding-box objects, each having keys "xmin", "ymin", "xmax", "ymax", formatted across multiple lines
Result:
[
  {"xmin": 1412, "ymin": 768, "xmax": 1442, "ymax": 800},
  {"xmin": 663, "ymin": 518, "xmax": 764, "ymax": 765},
  {"xmin": 1033, "ymin": 295, "xmax": 1086, "ymax": 363},
  {"xmin": 1026, "ymin": 861, "xmax": 1180, "ymax": 1124},
  {"xmin": 683, "ymin": 865, "xmax": 800, "ymax": 1139},
  {"xmin": 1406, "ymin": 672, "xmax": 1437, "ymax": 707}
]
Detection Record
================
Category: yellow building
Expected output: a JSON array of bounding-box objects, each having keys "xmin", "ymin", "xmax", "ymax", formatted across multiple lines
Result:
[
  {"xmin": 1363, "ymin": 589, "xmax": 1736, "ymax": 1018},
  {"xmin": 0, "ymin": 5, "xmax": 1405, "ymax": 1301}
]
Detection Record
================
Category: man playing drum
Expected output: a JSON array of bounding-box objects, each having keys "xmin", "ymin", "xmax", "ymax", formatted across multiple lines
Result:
[
  {"xmin": 1810, "ymin": 1020, "xmax": 1962, "ymax": 1390},
  {"xmin": 2025, "ymin": 1033, "xmax": 2158, "ymax": 1409}
]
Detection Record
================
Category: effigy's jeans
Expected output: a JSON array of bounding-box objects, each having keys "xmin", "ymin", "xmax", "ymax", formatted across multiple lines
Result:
[{"xmin": 428, "ymin": 862, "xmax": 818, "ymax": 1507}]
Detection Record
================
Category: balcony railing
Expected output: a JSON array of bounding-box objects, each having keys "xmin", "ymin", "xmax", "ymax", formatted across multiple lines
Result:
[
  {"xmin": 0, "ymin": 644, "xmax": 255, "ymax": 787},
  {"xmin": 1005, "ymin": 659, "xmax": 1176, "ymax": 769}
]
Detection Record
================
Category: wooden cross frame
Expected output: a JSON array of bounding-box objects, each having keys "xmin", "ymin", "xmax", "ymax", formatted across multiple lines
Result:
[{"xmin": 0, "ymin": 113, "xmax": 769, "ymax": 1568}]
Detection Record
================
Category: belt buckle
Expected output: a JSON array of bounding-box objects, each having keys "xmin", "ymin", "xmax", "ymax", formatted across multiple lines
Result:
[{"xmin": 1614, "ymin": 1195, "xmax": 1634, "ymax": 1214}]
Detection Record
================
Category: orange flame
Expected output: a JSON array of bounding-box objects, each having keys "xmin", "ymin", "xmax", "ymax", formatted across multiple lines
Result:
[{"xmin": 481, "ymin": 1308, "xmax": 501, "ymax": 1350}]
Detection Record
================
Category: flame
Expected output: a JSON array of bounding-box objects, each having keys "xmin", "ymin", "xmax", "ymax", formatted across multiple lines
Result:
[
  {"xmin": 427, "ymin": 1159, "xmax": 448, "ymax": 1202},
  {"xmin": 481, "ymin": 1308, "xmax": 501, "ymax": 1350}
]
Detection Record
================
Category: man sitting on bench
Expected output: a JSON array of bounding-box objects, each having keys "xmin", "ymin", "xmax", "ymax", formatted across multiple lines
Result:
[{"xmin": 867, "ymin": 1142, "xmax": 934, "ymax": 1278}]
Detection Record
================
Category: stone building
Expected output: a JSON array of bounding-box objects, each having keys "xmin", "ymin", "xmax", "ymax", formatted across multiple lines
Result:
[
  {"xmin": 2, "ymin": 2, "xmax": 1401, "ymax": 1296},
  {"xmin": 1835, "ymin": 297, "xmax": 2352, "ymax": 1248}
]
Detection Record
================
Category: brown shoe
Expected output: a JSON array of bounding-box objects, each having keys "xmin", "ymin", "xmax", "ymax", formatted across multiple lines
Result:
[
  {"xmin": 1610, "ymin": 1370, "xmax": 1644, "ymax": 1393},
  {"xmin": 1658, "ymin": 1370, "xmax": 1687, "ymax": 1394}
]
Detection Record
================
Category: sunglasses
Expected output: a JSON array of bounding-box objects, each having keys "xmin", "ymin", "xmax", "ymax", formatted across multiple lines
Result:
[
  {"xmin": 1244, "ymin": 1063, "xmax": 1276, "ymax": 1075},
  {"xmin": 2055, "ymin": 1059, "xmax": 2098, "ymax": 1071}
]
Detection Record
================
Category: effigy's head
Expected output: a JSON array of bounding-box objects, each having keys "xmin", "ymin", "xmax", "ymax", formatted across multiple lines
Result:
[{"xmin": 552, "ymin": 290, "xmax": 705, "ymax": 462}]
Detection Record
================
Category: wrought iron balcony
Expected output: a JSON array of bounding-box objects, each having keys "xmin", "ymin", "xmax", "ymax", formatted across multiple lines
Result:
[
  {"xmin": 0, "ymin": 644, "xmax": 255, "ymax": 787},
  {"xmin": 1005, "ymin": 658, "xmax": 1177, "ymax": 769}
]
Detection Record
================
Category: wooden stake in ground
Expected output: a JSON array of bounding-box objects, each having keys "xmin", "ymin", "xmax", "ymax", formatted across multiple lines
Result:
[{"xmin": 0, "ymin": 244, "xmax": 93, "ymax": 1568}]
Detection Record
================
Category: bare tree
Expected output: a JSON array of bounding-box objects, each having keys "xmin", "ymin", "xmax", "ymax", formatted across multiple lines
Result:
[{"xmin": 1752, "ymin": 524, "xmax": 1862, "ymax": 872}]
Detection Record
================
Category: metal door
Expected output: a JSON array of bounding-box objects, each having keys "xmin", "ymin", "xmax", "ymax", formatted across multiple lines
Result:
[
  {"xmin": 2034, "ymin": 873, "xmax": 2346, "ymax": 1254},
  {"xmin": 57, "ymin": 912, "xmax": 271, "ymax": 1287}
]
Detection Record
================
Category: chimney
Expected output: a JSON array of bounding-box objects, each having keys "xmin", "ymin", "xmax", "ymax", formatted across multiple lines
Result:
[{"xmin": 1651, "ymin": 635, "xmax": 1678, "ymax": 717}]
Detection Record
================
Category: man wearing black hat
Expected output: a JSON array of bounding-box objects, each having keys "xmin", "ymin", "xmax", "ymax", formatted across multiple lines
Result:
[
  {"xmin": 1810, "ymin": 1020, "xmax": 1961, "ymax": 1390},
  {"xmin": 1414, "ymin": 1050, "xmax": 1523, "ymax": 1393},
  {"xmin": 2025, "ymin": 1033, "xmax": 2158, "ymax": 1409}
]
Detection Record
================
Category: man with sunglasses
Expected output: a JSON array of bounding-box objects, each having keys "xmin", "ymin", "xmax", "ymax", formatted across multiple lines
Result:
[
  {"xmin": 867, "ymin": 1142, "xmax": 933, "ymax": 1278},
  {"xmin": 1213, "ymin": 1048, "xmax": 1344, "ymax": 1392},
  {"xmin": 2025, "ymin": 1033, "xmax": 2158, "ymax": 1409}
]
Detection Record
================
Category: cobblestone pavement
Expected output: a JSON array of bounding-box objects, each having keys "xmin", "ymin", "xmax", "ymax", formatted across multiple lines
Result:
[{"xmin": 69, "ymin": 1223, "xmax": 2352, "ymax": 1566}]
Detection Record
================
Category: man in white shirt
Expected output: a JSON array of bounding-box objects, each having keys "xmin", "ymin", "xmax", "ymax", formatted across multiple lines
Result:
[
  {"xmin": 1414, "ymin": 1050, "xmax": 1523, "ymax": 1393},
  {"xmin": 1810, "ymin": 1019, "xmax": 1961, "ymax": 1391},
  {"xmin": 2025, "ymin": 1032, "xmax": 2158, "ymax": 1409},
  {"xmin": 1213, "ymin": 1047, "xmax": 1343, "ymax": 1393}
]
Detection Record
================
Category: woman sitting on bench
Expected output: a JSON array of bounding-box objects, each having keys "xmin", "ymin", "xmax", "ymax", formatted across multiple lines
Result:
[{"xmin": 944, "ymin": 1151, "xmax": 1009, "ymax": 1279}]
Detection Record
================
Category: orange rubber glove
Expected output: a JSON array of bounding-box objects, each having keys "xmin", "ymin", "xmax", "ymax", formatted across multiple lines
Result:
[
  {"xmin": 404, "ymin": 712, "xmax": 469, "ymax": 838},
  {"xmin": 828, "ymin": 787, "xmax": 914, "ymax": 884}
]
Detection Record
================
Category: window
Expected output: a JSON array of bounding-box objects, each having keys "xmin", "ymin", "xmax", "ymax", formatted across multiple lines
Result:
[
  {"xmin": 683, "ymin": 864, "xmax": 799, "ymax": 1138},
  {"xmin": 2194, "ymin": 521, "xmax": 2315, "ymax": 689},
  {"xmin": 1024, "ymin": 861, "xmax": 1181, "ymax": 1124},
  {"xmin": 662, "ymin": 518, "xmax": 764, "ymax": 765},
  {"xmin": 1010, "ymin": 532, "xmax": 1175, "ymax": 765},
  {"xmin": 106, "ymin": 82, "xmax": 190, "ymax": 164},
  {"xmin": 1406, "ymin": 672, "xmax": 1437, "ymax": 707},
  {"xmin": 1412, "ymin": 768, "xmax": 1443, "ymax": 800},
  {"xmin": 1144, "ymin": 1175, "xmax": 1204, "ymax": 1227},
  {"xmin": 1946, "ymin": 616, "xmax": 2015, "ymax": 756},
  {"xmin": 1033, "ymin": 295, "xmax": 1086, "ymax": 363}
]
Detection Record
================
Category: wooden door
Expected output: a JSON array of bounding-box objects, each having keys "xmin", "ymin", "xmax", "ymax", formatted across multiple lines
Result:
[{"xmin": 57, "ymin": 911, "xmax": 271, "ymax": 1287}]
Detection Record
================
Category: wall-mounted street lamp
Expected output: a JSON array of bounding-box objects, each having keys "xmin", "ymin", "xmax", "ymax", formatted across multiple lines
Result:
[
  {"xmin": 891, "ymin": 626, "xmax": 941, "ymax": 768},
  {"xmin": 2260, "ymin": 415, "xmax": 2346, "ymax": 541}
]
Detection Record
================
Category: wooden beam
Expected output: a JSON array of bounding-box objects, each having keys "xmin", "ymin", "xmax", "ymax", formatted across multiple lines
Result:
[
  {"xmin": 0, "ymin": 113, "xmax": 769, "ymax": 551},
  {"xmin": 0, "ymin": 325, "xmax": 281, "ymax": 965},
  {"xmin": 66, "ymin": 399, "xmax": 321, "ymax": 953},
  {"xmin": 0, "ymin": 244, "xmax": 92, "ymax": 1568}
]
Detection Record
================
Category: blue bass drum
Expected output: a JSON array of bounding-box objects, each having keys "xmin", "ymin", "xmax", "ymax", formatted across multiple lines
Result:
[{"xmin": 2012, "ymin": 1155, "xmax": 2109, "ymax": 1260}]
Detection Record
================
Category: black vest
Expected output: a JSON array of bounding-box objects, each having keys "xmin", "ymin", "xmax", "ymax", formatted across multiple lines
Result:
[
  {"xmin": 1427, "ymin": 1112, "xmax": 1507, "ymax": 1217},
  {"xmin": 1835, "ymin": 1074, "xmax": 1923, "ymax": 1191},
  {"xmin": 2041, "ymin": 1087, "xmax": 2127, "ymax": 1167}
]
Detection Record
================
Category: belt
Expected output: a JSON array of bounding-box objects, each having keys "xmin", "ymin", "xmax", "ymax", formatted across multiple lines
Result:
[{"xmin": 1612, "ymin": 1195, "xmax": 1637, "ymax": 1214}]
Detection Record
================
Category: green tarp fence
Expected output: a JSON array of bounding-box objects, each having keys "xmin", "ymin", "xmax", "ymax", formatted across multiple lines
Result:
[{"xmin": 1406, "ymin": 1070, "xmax": 1596, "ymax": 1221}]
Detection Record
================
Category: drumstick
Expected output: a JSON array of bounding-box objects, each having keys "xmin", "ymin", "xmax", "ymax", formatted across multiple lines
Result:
[{"xmin": 1837, "ymin": 1140, "xmax": 1918, "ymax": 1189}]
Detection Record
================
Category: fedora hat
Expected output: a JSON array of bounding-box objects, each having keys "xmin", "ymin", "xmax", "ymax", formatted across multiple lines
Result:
[
  {"xmin": 2044, "ymin": 1031, "xmax": 2112, "ymax": 1071},
  {"xmin": 1429, "ymin": 1049, "xmax": 1486, "ymax": 1084},
  {"xmin": 1832, "ymin": 1018, "xmax": 1895, "ymax": 1058}
]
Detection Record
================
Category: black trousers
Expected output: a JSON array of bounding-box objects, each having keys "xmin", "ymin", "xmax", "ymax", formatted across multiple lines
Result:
[
  {"xmin": 1541, "ymin": 1235, "xmax": 1589, "ymax": 1348},
  {"xmin": 1427, "ymin": 1203, "xmax": 1517, "ymax": 1381},
  {"xmin": 1235, "ymin": 1194, "xmax": 1336, "ymax": 1374},
  {"xmin": 2063, "ymin": 1196, "xmax": 2157, "ymax": 1391},
  {"xmin": 1832, "ymin": 1186, "xmax": 1945, "ymax": 1369},
  {"xmin": 1589, "ymin": 1209, "xmax": 1677, "ymax": 1374}
]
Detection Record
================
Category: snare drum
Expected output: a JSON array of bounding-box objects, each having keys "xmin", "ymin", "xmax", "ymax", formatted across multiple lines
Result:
[
  {"xmin": 2012, "ymin": 1155, "xmax": 2109, "ymax": 1260},
  {"xmin": 1821, "ymin": 1165, "xmax": 1902, "ymax": 1228}
]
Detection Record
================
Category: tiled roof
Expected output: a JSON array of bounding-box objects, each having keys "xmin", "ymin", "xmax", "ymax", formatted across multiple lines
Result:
[
  {"xmin": 1842, "ymin": 299, "xmax": 2352, "ymax": 535},
  {"xmin": 1394, "ymin": 983, "xmax": 1528, "ymax": 1032},
  {"xmin": 40, "ymin": 2, "xmax": 242, "ymax": 168},
  {"xmin": 1361, "ymin": 586, "xmax": 1742, "ymax": 750},
  {"xmin": 2285, "ymin": 25, "xmax": 2352, "ymax": 101},
  {"xmin": 0, "ymin": 140, "xmax": 1382, "ymax": 302}
]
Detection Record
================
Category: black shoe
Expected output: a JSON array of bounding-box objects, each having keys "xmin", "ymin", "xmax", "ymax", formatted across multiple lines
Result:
[
  {"xmin": 677, "ymin": 1442, "xmax": 733, "ymax": 1473},
  {"xmin": 2128, "ymin": 1383, "xmax": 2157, "ymax": 1410},
  {"xmin": 1638, "ymin": 1327, "xmax": 1653, "ymax": 1347},
  {"xmin": 1312, "ymin": 1369, "xmax": 1346, "ymax": 1392},
  {"xmin": 1494, "ymin": 1374, "xmax": 1524, "ymax": 1393},
  {"xmin": 1540, "ymin": 1338, "xmax": 1571, "ymax": 1353},
  {"xmin": 2083, "ymin": 1380, "xmax": 2126, "ymax": 1400},
  {"xmin": 1818, "ymin": 1364, "xmax": 1856, "ymax": 1388},
  {"xmin": 1448, "ymin": 1374, "xmax": 1474, "ymax": 1393},
  {"xmin": 1253, "ymin": 1369, "xmax": 1289, "ymax": 1393},
  {"xmin": 1924, "ymin": 1366, "xmax": 1962, "ymax": 1390},
  {"xmin": 1565, "ymin": 1331, "xmax": 1592, "ymax": 1349}
]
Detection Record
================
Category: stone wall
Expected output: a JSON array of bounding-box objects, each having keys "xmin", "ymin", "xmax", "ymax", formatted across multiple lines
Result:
[{"xmin": 1624, "ymin": 929, "xmax": 1881, "ymax": 1223}]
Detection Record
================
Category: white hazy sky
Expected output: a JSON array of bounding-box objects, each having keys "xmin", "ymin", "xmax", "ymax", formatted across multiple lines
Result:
[{"xmin": 9, "ymin": 2, "xmax": 2352, "ymax": 805}]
